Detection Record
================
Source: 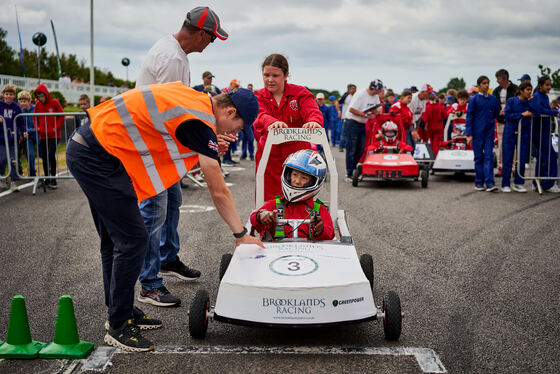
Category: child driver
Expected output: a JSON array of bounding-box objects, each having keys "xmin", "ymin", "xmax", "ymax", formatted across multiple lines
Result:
[{"xmin": 250, "ymin": 149, "xmax": 334, "ymax": 240}]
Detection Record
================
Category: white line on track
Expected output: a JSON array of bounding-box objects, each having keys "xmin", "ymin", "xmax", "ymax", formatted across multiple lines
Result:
[{"xmin": 82, "ymin": 345, "xmax": 447, "ymax": 373}]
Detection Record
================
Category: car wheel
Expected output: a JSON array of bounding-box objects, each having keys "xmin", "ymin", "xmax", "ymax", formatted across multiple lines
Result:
[
  {"xmin": 352, "ymin": 168, "xmax": 360, "ymax": 187},
  {"xmin": 421, "ymin": 169, "xmax": 429, "ymax": 188},
  {"xmin": 219, "ymin": 253, "xmax": 233, "ymax": 281},
  {"xmin": 359, "ymin": 254, "xmax": 374, "ymax": 291},
  {"xmin": 189, "ymin": 289, "xmax": 210, "ymax": 339},
  {"xmin": 383, "ymin": 291, "xmax": 402, "ymax": 341}
]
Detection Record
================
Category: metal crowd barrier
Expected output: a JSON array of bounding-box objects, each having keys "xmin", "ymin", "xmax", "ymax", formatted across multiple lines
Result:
[
  {"xmin": 0, "ymin": 115, "xmax": 12, "ymax": 186},
  {"xmin": 12, "ymin": 112, "xmax": 87, "ymax": 194},
  {"xmin": 516, "ymin": 115, "xmax": 559, "ymax": 194}
]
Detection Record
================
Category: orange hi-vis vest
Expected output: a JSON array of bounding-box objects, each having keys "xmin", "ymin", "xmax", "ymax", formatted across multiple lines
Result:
[{"xmin": 88, "ymin": 82, "xmax": 216, "ymax": 201}]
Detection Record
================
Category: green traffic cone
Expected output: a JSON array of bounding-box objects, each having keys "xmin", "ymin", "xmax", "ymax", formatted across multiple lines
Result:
[
  {"xmin": 0, "ymin": 295, "xmax": 46, "ymax": 359},
  {"xmin": 39, "ymin": 295, "xmax": 94, "ymax": 359}
]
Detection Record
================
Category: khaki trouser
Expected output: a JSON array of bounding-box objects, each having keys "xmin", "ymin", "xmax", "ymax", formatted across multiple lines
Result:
[{"xmin": 497, "ymin": 122, "xmax": 505, "ymax": 169}]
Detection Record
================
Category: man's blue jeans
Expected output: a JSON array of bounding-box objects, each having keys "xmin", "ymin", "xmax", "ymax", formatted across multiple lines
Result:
[
  {"xmin": 344, "ymin": 120, "xmax": 366, "ymax": 178},
  {"xmin": 138, "ymin": 181, "xmax": 182, "ymax": 290}
]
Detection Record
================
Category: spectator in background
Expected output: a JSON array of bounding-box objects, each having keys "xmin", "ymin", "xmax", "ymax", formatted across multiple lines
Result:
[
  {"xmin": 17, "ymin": 90, "xmax": 38, "ymax": 177},
  {"xmin": 0, "ymin": 84, "xmax": 24, "ymax": 191},
  {"xmin": 517, "ymin": 74, "xmax": 531, "ymax": 85},
  {"xmin": 316, "ymin": 93, "xmax": 332, "ymax": 142},
  {"xmin": 193, "ymin": 71, "xmax": 221, "ymax": 95},
  {"xmin": 383, "ymin": 90, "xmax": 395, "ymax": 112},
  {"xmin": 344, "ymin": 79, "xmax": 384, "ymax": 182},
  {"xmin": 501, "ymin": 82, "xmax": 534, "ymax": 193},
  {"xmin": 34, "ymin": 84, "xmax": 64, "ymax": 189},
  {"xmin": 222, "ymin": 79, "xmax": 242, "ymax": 165},
  {"xmin": 338, "ymin": 83, "xmax": 357, "ymax": 151},
  {"xmin": 493, "ymin": 69, "xmax": 518, "ymax": 178},
  {"xmin": 410, "ymin": 86, "xmax": 419, "ymax": 94},
  {"xmin": 327, "ymin": 95, "xmax": 340, "ymax": 146},
  {"xmin": 77, "ymin": 94, "xmax": 91, "ymax": 128},
  {"xmin": 466, "ymin": 75, "xmax": 500, "ymax": 192},
  {"xmin": 445, "ymin": 89, "xmax": 457, "ymax": 105},
  {"xmin": 409, "ymin": 83, "xmax": 434, "ymax": 143},
  {"xmin": 422, "ymin": 93, "xmax": 446, "ymax": 157},
  {"xmin": 247, "ymin": 83, "xmax": 254, "ymax": 91},
  {"xmin": 530, "ymin": 75, "xmax": 560, "ymax": 192}
]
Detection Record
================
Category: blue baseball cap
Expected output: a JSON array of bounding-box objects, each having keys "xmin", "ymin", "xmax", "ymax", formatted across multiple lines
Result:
[
  {"xmin": 329, "ymin": 95, "xmax": 336, "ymax": 100},
  {"xmin": 518, "ymin": 74, "xmax": 531, "ymax": 81},
  {"xmin": 228, "ymin": 88, "xmax": 259, "ymax": 130}
]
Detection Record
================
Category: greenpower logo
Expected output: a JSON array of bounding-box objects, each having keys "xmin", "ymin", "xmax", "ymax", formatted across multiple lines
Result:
[{"xmin": 332, "ymin": 297, "xmax": 364, "ymax": 307}]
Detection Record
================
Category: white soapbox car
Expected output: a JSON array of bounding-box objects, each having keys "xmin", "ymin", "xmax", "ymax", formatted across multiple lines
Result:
[
  {"xmin": 431, "ymin": 114, "xmax": 475, "ymax": 174},
  {"xmin": 188, "ymin": 128, "xmax": 402, "ymax": 341}
]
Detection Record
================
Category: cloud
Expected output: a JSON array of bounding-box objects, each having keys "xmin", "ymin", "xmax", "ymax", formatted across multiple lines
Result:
[{"xmin": 2, "ymin": 0, "xmax": 559, "ymax": 93}]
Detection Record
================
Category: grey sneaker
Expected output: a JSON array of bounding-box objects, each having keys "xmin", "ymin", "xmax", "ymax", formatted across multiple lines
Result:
[
  {"xmin": 138, "ymin": 286, "xmax": 181, "ymax": 307},
  {"xmin": 104, "ymin": 319, "xmax": 154, "ymax": 352},
  {"xmin": 501, "ymin": 186, "xmax": 511, "ymax": 193}
]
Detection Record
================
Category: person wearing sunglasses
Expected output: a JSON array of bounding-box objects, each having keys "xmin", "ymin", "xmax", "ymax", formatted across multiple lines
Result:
[{"xmin": 134, "ymin": 6, "xmax": 229, "ymax": 311}]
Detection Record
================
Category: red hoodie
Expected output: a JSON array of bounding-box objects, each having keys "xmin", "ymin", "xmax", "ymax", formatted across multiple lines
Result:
[{"xmin": 33, "ymin": 84, "xmax": 64, "ymax": 139}]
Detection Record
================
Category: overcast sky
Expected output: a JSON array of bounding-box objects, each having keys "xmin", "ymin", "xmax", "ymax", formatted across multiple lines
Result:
[{"xmin": 2, "ymin": 0, "xmax": 559, "ymax": 93}]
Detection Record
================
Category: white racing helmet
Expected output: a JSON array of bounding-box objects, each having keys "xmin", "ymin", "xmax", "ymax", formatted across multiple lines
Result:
[
  {"xmin": 281, "ymin": 149, "xmax": 327, "ymax": 203},
  {"xmin": 381, "ymin": 121, "xmax": 399, "ymax": 143}
]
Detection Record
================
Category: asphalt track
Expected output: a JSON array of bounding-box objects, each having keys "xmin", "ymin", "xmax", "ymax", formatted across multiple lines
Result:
[{"xmin": 0, "ymin": 149, "xmax": 559, "ymax": 373}]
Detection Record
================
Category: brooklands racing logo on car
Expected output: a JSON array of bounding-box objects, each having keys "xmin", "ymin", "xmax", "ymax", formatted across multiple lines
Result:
[
  {"xmin": 332, "ymin": 297, "xmax": 365, "ymax": 307},
  {"xmin": 289, "ymin": 99, "xmax": 298, "ymax": 111},
  {"xmin": 262, "ymin": 297, "xmax": 325, "ymax": 315}
]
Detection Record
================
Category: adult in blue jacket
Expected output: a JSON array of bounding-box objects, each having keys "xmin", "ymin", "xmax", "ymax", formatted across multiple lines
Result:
[
  {"xmin": 316, "ymin": 93, "xmax": 332, "ymax": 142},
  {"xmin": 530, "ymin": 76, "xmax": 560, "ymax": 192},
  {"xmin": 327, "ymin": 96, "xmax": 339, "ymax": 145},
  {"xmin": 466, "ymin": 76, "xmax": 501, "ymax": 191},
  {"xmin": 501, "ymin": 82, "xmax": 534, "ymax": 192}
]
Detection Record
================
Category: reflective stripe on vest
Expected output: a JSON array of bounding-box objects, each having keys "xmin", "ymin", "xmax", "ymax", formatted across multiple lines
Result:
[
  {"xmin": 89, "ymin": 82, "xmax": 216, "ymax": 201},
  {"xmin": 273, "ymin": 196, "xmax": 321, "ymax": 240}
]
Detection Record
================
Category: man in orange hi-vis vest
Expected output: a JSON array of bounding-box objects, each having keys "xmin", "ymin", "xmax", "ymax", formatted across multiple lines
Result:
[{"xmin": 66, "ymin": 82, "xmax": 264, "ymax": 352}]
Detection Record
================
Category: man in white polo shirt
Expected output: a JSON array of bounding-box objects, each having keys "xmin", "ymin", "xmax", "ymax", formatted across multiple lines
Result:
[{"xmin": 344, "ymin": 79, "xmax": 384, "ymax": 181}]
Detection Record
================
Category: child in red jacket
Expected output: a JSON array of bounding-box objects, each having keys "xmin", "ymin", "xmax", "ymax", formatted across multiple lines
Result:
[
  {"xmin": 422, "ymin": 94, "xmax": 446, "ymax": 157},
  {"xmin": 34, "ymin": 84, "xmax": 64, "ymax": 188},
  {"xmin": 250, "ymin": 149, "xmax": 334, "ymax": 241}
]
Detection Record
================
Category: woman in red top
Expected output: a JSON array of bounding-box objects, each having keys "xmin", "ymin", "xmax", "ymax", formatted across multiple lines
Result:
[{"xmin": 253, "ymin": 54, "xmax": 323, "ymax": 201}]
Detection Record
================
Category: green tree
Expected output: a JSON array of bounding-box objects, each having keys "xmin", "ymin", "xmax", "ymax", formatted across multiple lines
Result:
[
  {"xmin": 538, "ymin": 65, "xmax": 560, "ymax": 89},
  {"xmin": 0, "ymin": 28, "xmax": 19, "ymax": 75}
]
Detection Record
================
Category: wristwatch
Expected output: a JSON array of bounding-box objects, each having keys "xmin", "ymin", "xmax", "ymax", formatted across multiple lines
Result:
[{"xmin": 233, "ymin": 227, "xmax": 248, "ymax": 239}]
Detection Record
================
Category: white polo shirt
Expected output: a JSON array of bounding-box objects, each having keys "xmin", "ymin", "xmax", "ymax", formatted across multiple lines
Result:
[{"xmin": 345, "ymin": 89, "xmax": 381, "ymax": 124}]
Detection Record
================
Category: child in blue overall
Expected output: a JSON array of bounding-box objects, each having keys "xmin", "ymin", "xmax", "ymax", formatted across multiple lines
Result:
[
  {"xmin": 530, "ymin": 76, "xmax": 560, "ymax": 192},
  {"xmin": 501, "ymin": 82, "xmax": 534, "ymax": 192},
  {"xmin": 466, "ymin": 76, "xmax": 501, "ymax": 191}
]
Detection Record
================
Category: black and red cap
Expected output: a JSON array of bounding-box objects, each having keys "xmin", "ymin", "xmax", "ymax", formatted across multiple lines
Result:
[{"xmin": 185, "ymin": 6, "xmax": 228, "ymax": 41}]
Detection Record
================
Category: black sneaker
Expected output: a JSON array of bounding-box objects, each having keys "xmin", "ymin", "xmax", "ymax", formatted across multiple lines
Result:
[
  {"xmin": 104, "ymin": 307, "xmax": 163, "ymax": 330},
  {"xmin": 104, "ymin": 319, "xmax": 154, "ymax": 352},
  {"xmin": 138, "ymin": 286, "xmax": 181, "ymax": 307},
  {"xmin": 133, "ymin": 306, "xmax": 163, "ymax": 329},
  {"xmin": 48, "ymin": 180, "xmax": 58, "ymax": 190},
  {"xmin": 160, "ymin": 257, "xmax": 201, "ymax": 281}
]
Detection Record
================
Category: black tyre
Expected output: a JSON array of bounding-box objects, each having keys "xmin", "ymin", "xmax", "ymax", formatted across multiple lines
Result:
[
  {"xmin": 352, "ymin": 168, "xmax": 360, "ymax": 187},
  {"xmin": 359, "ymin": 254, "xmax": 374, "ymax": 291},
  {"xmin": 189, "ymin": 289, "xmax": 210, "ymax": 339},
  {"xmin": 421, "ymin": 169, "xmax": 429, "ymax": 188},
  {"xmin": 219, "ymin": 253, "xmax": 233, "ymax": 281},
  {"xmin": 383, "ymin": 291, "xmax": 402, "ymax": 341}
]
